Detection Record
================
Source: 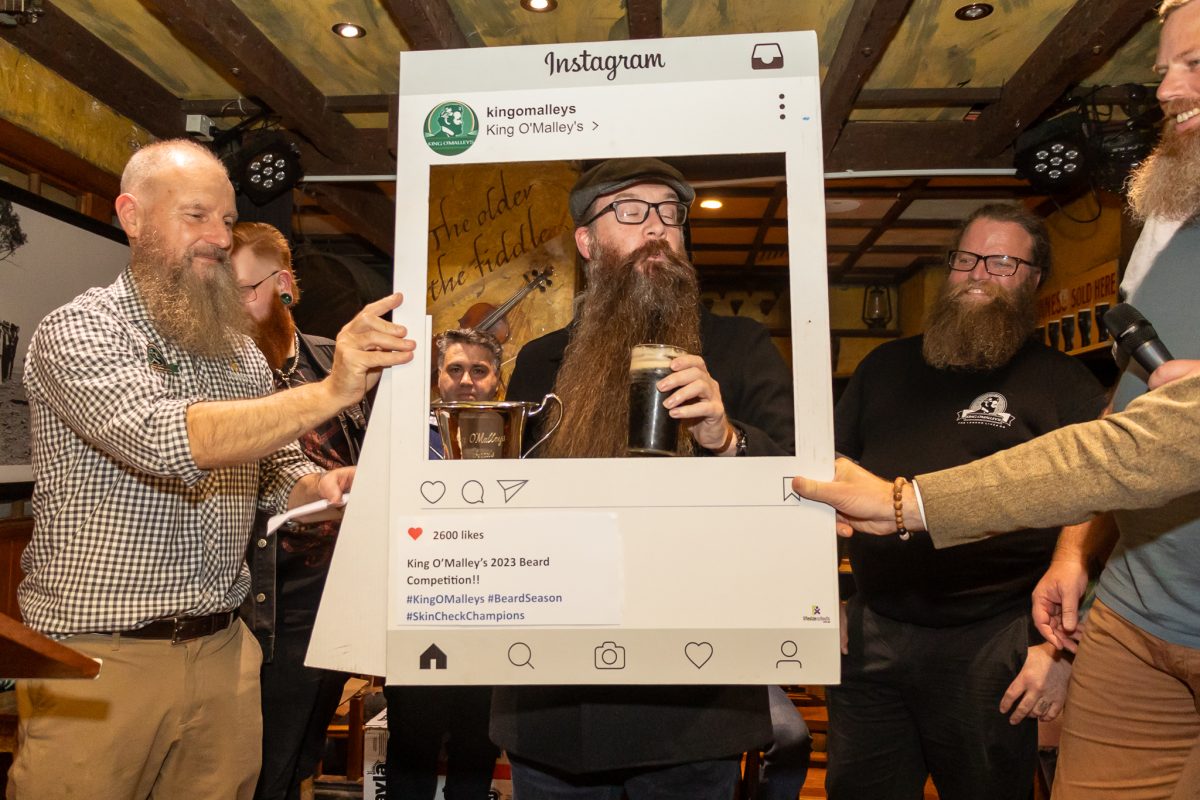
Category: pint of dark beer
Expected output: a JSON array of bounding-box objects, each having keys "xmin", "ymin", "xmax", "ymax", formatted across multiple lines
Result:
[{"xmin": 628, "ymin": 343, "xmax": 686, "ymax": 456}]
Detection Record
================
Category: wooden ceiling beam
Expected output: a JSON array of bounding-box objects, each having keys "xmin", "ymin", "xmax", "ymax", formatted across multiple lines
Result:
[
  {"xmin": 973, "ymin": 0, "xmax": 1156, "ymax": 157},
  {"xmin": 856, "ymin": 88, "xmax": 1002, "ymax": 109},
  {"xmin": 832, "ymin": 178, "xmax": 928, "ymax": 279},
  {"xmin": 828, "ymin": 244, "xmax": 939, "ymax": 254},
  {"xmin": 691, "ymin": 218, "xmax": 787, "ymax": 228},
  {"xmin": 827, "ymin": 122, "xmax": 1012, "ymax": 171},
  {"xmin": 180, "ymin": 84, "xmax": 1159, "ymax": 119},
  {"xmin": 183, "ymin": 95, "xmax": 393, "ymax": 116},
  {"xmin": 144, "ymin": 0, "xmax": 360, "ymax": 162},
  {"xmin": 745, "ymin": 183, "xmax": 787, "ymax": 267},
  {"xmin": 626, "ymin": 0, "xmax": 664, "ymax": 39},
  {"xmin": 0, "ymin": 118, "xmax": 121, "ymax": 199},
  {"xmin": 856, "ymin": 84, "xmax": 1156, "ymax": 110},
  {"xmin": 829, "ymin": 182, "xmax": 1039, "ymax": 198},
  {"xmin": 294, "ymin": 132, "xmax": 396, "ymax": 177},
  {"xmin": 0, "ymin": 3, "xmax": 183, "ymax": 139},
  {"xmin": 381, "ymin": 0, "xmax": 470, "ymax": 49},
  {"xmin": 302, "ymin": 183, "xmax": 395, "ymax": 257},
  {"xmin": 820, "ymin": 0, "xmax": 916, "ymax": 158}
]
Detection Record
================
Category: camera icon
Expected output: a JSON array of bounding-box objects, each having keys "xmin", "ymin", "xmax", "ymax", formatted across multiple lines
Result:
[{"xmin": 594, "ymin": 641, "xmax": 626, "ymax": 670}]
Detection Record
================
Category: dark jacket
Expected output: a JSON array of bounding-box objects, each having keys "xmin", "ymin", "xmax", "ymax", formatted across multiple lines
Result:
[
  {"xmin": 491, "ymin": 307, "xmax": 794, "ymax": 773},
  {"xmin": 241, "ymin": 332, "xmax": 370, "ymax": 661},
  {"xmin": 506, "ymin": 307, "xmax": 795, "ymax": 458}
]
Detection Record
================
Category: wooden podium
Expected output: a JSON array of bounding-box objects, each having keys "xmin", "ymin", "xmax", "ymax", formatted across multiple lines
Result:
[{"xmin": 0, "ymin": 612, "xmax": 99, "ymax": 680}]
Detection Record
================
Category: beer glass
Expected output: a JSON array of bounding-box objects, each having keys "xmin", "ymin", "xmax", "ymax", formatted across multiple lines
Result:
[
  {"xmin": 628, "ymin": 343, "xmax": 686, "ymax": 457},
  {"xmin": 1060, "ymin": 314, "xmax": 1076, "ymax": 352},
  {"xmin": 1077, "ymin": 308, "xmax": 1092, "ymax": 348}
]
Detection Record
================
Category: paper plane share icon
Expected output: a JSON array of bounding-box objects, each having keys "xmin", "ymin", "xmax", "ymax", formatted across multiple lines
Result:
[{"xmin": 497, "ymin": 479, "xmax": 529, "ymax": 503}]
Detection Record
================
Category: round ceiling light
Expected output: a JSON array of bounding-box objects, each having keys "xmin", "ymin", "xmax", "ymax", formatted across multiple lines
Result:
[
  {"xmin": 332, "ymin": 22, "xmax": 366, "ymax": 38},
  {"xmin": 699, "ymin": 199, "xmax": 723, "ymax": 210},
  {"xmin": 825, "ymin": 198, "xmax": 862, "ymax": 213},
  {"xmin": 954, "ymin": 4, "xmax": 994, "ymax": 21},
  {"xmin": 521, "ymin": 0, "xmax": 558, "ymax": 11}
]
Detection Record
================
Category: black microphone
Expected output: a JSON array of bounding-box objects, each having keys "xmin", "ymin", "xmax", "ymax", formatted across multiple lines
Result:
[{"xmin": 1102, "ymin": 302, "xmax": 1174, "ymax": 373}]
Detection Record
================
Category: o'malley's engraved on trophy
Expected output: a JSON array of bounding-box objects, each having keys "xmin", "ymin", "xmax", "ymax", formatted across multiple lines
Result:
[{"xmin": 432, "ymin": 394, "xmax": 563, "ymax": 459}]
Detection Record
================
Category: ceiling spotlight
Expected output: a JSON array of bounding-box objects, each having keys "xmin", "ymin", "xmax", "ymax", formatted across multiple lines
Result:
[
  {"xmin": 1013, "ymin": 111, "xmax": 1090, "ymax": 194},
  {"xmin": 332, "ymin": 22, "xmax": 366, "ymax": 38},
  {"xmin": 521, "ymin": 0, "xmax": 557, "ymax": 11},
  {"xmin": 224, "ymin": 132, "xmax": 303, "ymax": 206},
  {"xmin": 954, "ymin": 3, "xmax": 994, "ymax": 21},
  {"xmin": 699, "ymin": 199, "xmax": 723, "ymax": 210},
  {"xmin": 825, "ymin": 198, "xmax": 862, "ymax": 213}
]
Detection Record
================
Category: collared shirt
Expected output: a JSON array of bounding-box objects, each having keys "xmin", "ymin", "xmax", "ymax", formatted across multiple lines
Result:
[{"xmin": 20, "ymin": 267, "xmax": 319, "ymax": 638}]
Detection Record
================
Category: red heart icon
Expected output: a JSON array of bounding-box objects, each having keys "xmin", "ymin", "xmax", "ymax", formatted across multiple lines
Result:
[{"xmin": 408, "ymin": 527, "xmax": 423, "ymax": 541}]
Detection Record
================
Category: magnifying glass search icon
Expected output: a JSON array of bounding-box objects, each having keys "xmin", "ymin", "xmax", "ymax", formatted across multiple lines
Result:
[{"xmin": 508, "ymin": 642, "xmax": 534, "ymax": 669}]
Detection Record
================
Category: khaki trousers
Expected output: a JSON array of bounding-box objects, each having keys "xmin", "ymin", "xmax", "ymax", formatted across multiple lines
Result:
[
  {"xmin": 6, "ymin": 619, "xmax": 262, "ymax": 800},
  {"xmin": 1054, "ymin": 600, "xmax": 1200, "ymax": 800}
]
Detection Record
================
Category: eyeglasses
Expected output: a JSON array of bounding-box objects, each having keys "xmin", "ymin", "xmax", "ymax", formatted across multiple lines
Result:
[
  {"xmin": 947, "ymin": 250, "xmax": 1039, "ymax": 278},
  {"xmin": 584, "ymin": 199, "xmax": 689, "ymax": 227},
  {"xmin": 238, "ymin": 269, "xmax": 281, "ymax": 302}
]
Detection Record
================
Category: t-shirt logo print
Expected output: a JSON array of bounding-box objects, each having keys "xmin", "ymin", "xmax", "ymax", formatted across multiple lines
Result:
[{"xmin": 955, "ymin": 392, "xmax": 1015, "ymax": 428}]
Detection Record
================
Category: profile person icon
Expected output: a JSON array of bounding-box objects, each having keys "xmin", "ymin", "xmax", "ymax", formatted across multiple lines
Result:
[{"xmin": 776, "ymin": 639, "xmax": 802, "ymax": 668}]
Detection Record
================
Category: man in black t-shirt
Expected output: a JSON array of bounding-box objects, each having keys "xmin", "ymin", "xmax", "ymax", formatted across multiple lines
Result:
[{"xmin": 831, "ymin": 205, "xmax": 1107, "ymax": 800}]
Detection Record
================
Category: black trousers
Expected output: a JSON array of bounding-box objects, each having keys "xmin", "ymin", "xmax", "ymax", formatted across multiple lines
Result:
[
  {"xmin": 256, "ymin": 623, "xmax": 348, "ymax": 800},
  {"xmin": 384, "ymin": 684, "xmax": 500, "ymax": 800},
  {"xmin": 826, "ymin": 599, "xmax": 1036, "ymax": 800}
]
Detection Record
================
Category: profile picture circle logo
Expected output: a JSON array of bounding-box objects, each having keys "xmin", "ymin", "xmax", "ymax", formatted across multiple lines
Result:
[{"xmin": 423, "ymin": 101, "xmax": 479, "ymax": 155}]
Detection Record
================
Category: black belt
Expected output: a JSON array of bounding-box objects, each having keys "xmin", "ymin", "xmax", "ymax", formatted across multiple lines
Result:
[{"xmin": 115, "ymin": 612, "xmax": 235, "ymax": 644}]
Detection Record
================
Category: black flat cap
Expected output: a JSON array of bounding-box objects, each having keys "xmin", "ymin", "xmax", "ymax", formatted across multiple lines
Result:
[{"xmin": 569, "ymin": 158, "xmax": 695, "ymax": 226}]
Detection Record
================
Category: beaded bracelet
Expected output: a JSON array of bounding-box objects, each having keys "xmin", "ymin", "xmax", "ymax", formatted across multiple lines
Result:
[{"xmin": 893, "ymin": 476, "xmax": 912, "ymax": 541}]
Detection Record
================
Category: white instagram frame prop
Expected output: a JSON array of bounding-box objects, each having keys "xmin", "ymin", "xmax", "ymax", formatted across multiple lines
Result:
[{"xmin": 311, "ymin": 31, "xmax": 838, "ymax": 685}]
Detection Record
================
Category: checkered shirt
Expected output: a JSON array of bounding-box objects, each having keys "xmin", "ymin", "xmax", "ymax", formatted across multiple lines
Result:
[{"xmin": 20, "ymin": 268, "xmax": 320, "ymax": 638}]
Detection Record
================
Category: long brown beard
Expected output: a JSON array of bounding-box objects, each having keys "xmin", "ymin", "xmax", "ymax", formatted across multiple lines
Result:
[
  {"xmin": 922, "ymin": 278, "xmax": 1037, "ymax": 371},
  {"xmin": 544, "ymin": 238, "xmax": 701, "ymax": 458},
  {"xmin": 130, "ymin": 229, "xmax": 249, "ymax": 358},
  {"xmin": 1127, "ymin": 100, "xmax": 1200, "ymax": 222},
  {"xmin": 249, "ymin": 292, "xmax": 297, "ymax": 371}
]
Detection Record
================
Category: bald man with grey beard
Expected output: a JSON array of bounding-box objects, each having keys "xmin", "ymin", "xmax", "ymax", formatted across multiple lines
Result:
[{"xmin": 8, "ymin": 139, "xmax": 415, "ymax": 799}]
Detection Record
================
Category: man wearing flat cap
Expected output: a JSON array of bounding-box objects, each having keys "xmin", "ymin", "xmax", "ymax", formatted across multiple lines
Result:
[{"xmin": 492, "ymin": 157, "xmax": 796, "ymax": 797}]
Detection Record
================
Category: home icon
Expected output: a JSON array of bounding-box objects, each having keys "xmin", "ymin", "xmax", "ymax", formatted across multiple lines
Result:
[{"xmin": 419, "ymin": 644, "xmax": 448, "ymax": 670}]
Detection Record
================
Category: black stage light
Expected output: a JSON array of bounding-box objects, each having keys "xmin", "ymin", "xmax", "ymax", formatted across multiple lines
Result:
[
  {"xmin": 1090, "ymin": 85, "xmax": 1163, "ymax": 195},
  {"xmin": 0, "ymin": 0, "xmax": 43, "ymax": 26},
  {"xmin": 224, "ymin": 131, "xmax": 303, "ymax": 206},
  {"xmin": 1014, "ymin": 111, "xmax": 1090, "ymax": 194}
]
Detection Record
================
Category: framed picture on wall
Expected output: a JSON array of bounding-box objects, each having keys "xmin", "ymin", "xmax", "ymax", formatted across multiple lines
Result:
[{"xmin": 0, "ymin": 182, "xmax": 129, "ymax": 484}]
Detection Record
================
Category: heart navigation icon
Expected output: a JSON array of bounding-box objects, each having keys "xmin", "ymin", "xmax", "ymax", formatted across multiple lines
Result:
[{"xmin": 684, "ymin": 641, "xmax": 713, "ymax": 669}]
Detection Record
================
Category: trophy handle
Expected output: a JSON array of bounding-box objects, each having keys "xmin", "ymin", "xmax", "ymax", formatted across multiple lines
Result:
[{"xmin": 521, "ymin": 393, "xmax": 563, "ymax": 458}]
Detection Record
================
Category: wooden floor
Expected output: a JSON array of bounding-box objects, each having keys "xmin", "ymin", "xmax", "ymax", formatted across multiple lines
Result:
[{"xmin": 798, "ymin": 757, "xmax": 940, "ymax": 799}]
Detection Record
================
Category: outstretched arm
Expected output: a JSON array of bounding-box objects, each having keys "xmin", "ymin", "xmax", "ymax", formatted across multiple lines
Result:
[{"xmin": 188, "ymin": 293, "xmax": 415, "ymax": 468}]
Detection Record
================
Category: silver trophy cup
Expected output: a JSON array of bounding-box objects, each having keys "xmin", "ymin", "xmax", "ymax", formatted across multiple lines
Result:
[{"xmin": 431, "ymin": 394, "xmax": 563, "ymax": 459}]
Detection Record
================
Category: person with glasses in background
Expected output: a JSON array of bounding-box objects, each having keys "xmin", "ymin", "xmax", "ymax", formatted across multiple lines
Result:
[
  {"xmin": 230, "ymin": 222, "xmax": 371, "ymax": 800},
  {"xmin": 493, "ymin": 158, "xmax": 799, "ymax": 798},
  {"xmin": 826, "ymin": 204, "xmax": 1107, "ymax": 800}
]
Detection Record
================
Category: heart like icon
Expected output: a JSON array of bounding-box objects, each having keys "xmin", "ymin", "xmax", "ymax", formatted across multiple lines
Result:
[
  {"xmin": 420, "ymin": 481, "xmax": 446, "ymax": 504},
  {"xmin": 684, "ymin": 642, "xmax": 713, "ymax": 669},
  {"xmin": 408, "ymin": 527, "xmax": 423, "ymax": 541}
]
